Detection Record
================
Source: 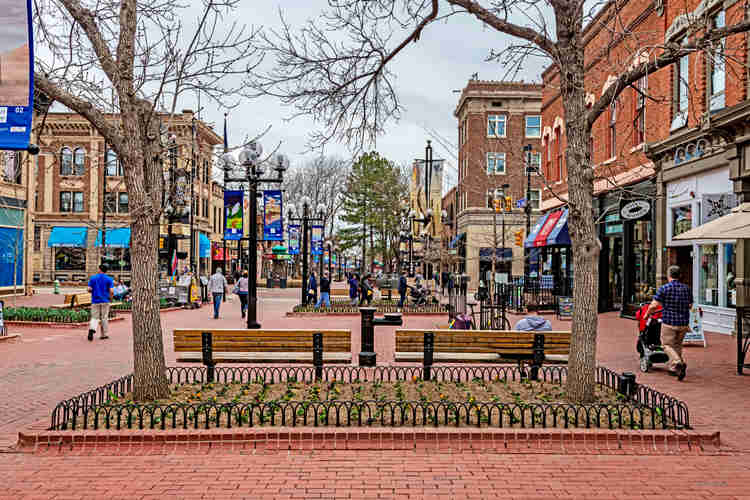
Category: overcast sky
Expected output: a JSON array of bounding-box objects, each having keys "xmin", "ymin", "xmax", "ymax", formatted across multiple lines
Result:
[{"xmin": 190, "ymin": 3, "xmax": 550, "ymax": 192}]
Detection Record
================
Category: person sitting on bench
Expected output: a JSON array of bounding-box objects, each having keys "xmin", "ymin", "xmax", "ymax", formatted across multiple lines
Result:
[{"xmin": 113, "ymin": 280, "xmax": 130, "ymax": 300}]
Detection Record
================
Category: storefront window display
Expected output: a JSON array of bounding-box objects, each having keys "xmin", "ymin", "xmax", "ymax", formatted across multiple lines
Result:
[
  {"xmin": 104, "ymin": 248, "xmax": 131, "ymax": 272},
  {"xmin": 631, "ymin": 220, "xmax": 655, "ymax": 308},
  {"xmin": 672, "ymin": 205, "xmax": 693, "ymax": 237},
  {"xmin": 725, "ymin": 243, "xmax": 736, "ymax": 308},
  {"xmin": 698, "ymin": 244, "xmax": 719, "ymax": 306},
  {"xmin": 55, "ymin": 247, "xmax": 86, "ymax": 270}
]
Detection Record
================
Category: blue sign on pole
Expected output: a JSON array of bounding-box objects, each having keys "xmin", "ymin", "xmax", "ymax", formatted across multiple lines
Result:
[
  {"xmin": 224, "ymin": 190, "xmax": 243, "ymax": 240},
  {"xmin": 263, "ymin": 189, "xmax": 283, "ymax": 241},
  {"xmin": 0, "ymin": 0, "xmax": 35, "ymax": 150},
  {"xmin": 311, "ymin": 225, "xmax": 323, "ymax": 255},
  {"xmin": 288, "ymin": 225, "xmax": 300, "ymax": 255}
]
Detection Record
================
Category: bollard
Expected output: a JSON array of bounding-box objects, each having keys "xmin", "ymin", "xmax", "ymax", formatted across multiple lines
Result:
[
  {"xmin": 530, "ymin": 334, "xmax": 545, "ymax": 381},
  {"xmin": 359, "ymin": 307, "xmax": 377, "ymax": 366},
  {"xmin": 423, "ymin": 332, "xmax": 434, "ymax": 381},
  {"xmin": 53, "ymin": 279, "xmax": 60, "ymax": 295},
  {"xmin": 617, "ymin": 371, "xmax": 637, "ymax": 398},
  {"xmin": 202, "ymin": 332, "xmax": 215, "ymax": 383},
  {"xmin": 313, "ymin": 332, "xmax": 323, "ymax": 381}
]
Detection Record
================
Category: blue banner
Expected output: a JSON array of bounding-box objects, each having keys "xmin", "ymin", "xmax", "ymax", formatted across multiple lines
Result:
[
  {"xmin": 224, "ymin": 190, "xmax": 243, "ymax": 240},
  {"xmin": 311, "ymin": 225, "xmax": 323, "ymax": 255},
  {"xmin": 263, "ymin": 189, "xmax": 283, "ymax": 241},
  {"xmin": 0, "ymin": 0, "xmax": 34, "ymax": 150},
  {"xmin": 288, "ymin": 225, "xmax": 300, "ymax": 255}
]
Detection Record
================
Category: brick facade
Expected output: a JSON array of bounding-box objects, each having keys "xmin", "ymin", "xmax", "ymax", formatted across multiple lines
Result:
[{"xmin": 34, "ymin": 111, "xmax": 224, "ymax": 283}]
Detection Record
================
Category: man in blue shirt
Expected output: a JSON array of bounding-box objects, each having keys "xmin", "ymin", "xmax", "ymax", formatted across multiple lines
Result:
[
  {"xmin": 646, "ymin": 265, "xmax": 692, "ymax": 380},
  {"xmin": 398, "ymin": 270, "xmax": 408, "ymax": 308},
  {"xmin": 88, "ymin": 263, "xmax": 114, "ymax": 341}
]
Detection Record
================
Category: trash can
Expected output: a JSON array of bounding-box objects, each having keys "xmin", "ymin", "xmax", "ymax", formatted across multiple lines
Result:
[
  {"xmin": 279, "ymin": 278, "xmax": 287, "ymax": 289},
  {"xmin": 53, "ymin": 280, "xmax": 60, "ymax": 295}
]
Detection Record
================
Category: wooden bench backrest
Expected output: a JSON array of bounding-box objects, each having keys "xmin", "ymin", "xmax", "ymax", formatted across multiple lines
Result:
[
  {"xmin": 74, "ymin": 293, "xmax": 92, "ymax": 306},
  {"xmin": 63, "ymin": 294, "xmax": 75, "ymax": 306},
  {"xmin": 395, "ymin": 329, "xmax": 571, "ymax": 355},
  {"xmin": 173, "ymin": 329, "xmax": 352, "ymax": 353}
]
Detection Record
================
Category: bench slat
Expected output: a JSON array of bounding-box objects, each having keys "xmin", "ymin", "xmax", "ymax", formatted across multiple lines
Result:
[{"xmin": 177, "ymin": 352, "xmax": 352, "ymax": 363}]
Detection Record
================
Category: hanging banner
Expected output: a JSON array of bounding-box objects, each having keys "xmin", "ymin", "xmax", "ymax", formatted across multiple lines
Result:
[
  {"xmin": 0, "ymin": 0, "xmax": 34, "ymax": 150},
  {"xmin": 263, "ymin": 189, "xmax": 283, "ymax": 241},
  {"xmin": 311, "ymin": 225, "xmax": 323, "ymax": 255},
  {"xmin": 288, "ymin": 225, "xmax": 300, "ymax": 255},
  {"xmin": 224, "ymin": 190, "xmax": 243, "ymax": 240}
]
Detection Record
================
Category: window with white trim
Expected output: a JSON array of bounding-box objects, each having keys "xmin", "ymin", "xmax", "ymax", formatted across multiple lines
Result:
[
  {"xmin": 672, "ymin": 47, "xmax": 689, "ymax": 130},
  {"xmin": 525, "ymin": 116, "xmax": 541, "ymax": 138},
  {"xmin": 487, "ymin": 115, "xmax": 506, "ymax": 137},
  {"xmin": 526, "ymin": 152, "xmax": 541, "ymax": 175},
  {"xmin": 708, "ymin": 10, "xmax": 726, "ymax": 112},
  {"xmin": 486, "ymin": 152, "xmax": 506, "ymax": 175},
  {"xmin": 529, "ymin": 189, "xmax": 541, "ymax": 210}
]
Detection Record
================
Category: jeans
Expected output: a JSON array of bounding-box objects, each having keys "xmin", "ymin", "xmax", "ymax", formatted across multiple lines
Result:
[
  {"xmin": 398, "ymin": 291, "xmax": 406, "ymax": 307},
  {"xmin": 316, "ymin": 292, "xmax": 331, "ymax": 308},
  {"xmin": 238, "ymin": 292, "xmax": 248, "ymax": 316},
  {"xmin": 212, "ymin": 293, "xmax": 223, "ymax": 318}
]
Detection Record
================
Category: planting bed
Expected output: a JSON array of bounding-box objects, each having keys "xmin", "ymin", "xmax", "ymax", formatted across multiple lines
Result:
[
  {"xmin": 50, "ymin": 366, "xmax": 689, "ymax": 431},
  {"xmin": 3, "ymin": 306, "xmax": 116, "ymax": 324}
]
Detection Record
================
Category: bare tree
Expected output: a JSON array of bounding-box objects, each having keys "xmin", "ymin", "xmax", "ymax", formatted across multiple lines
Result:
[
  {"xmin": 33, "ymin": 0, "xmax": 262, "ymax": 400},
  {"xmin": 251, "ymin": 0, "xmax": 750, "ymax": 402}
]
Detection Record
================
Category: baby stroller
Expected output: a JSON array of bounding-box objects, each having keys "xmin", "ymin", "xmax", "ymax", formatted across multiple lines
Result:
[{"xmin": 635, "ymin": 303, "xmax": 670, "ymax": 372}]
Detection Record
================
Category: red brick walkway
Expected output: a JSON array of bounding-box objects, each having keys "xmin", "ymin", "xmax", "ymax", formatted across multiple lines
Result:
[{"xmin": 2, "ymin": 288, "xmax": 750, "ymax": 498}]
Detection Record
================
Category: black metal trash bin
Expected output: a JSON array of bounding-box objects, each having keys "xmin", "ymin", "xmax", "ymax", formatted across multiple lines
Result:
[{"xmin": 279, "ymin": 278, "xmax": 287, "ymax": 289}]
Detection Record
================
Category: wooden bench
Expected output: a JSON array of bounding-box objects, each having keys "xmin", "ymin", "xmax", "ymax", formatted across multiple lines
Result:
[
  {"xmin": 51, "ymin": 292, "xmax": 92, "ymax": 309},
  {"xmin": 173, "ymin": 329, "xmax": 353, "ymax": 381},
  {"xmin": 394, "ymin": 329, "xmax": 572, "ymax": 380}
]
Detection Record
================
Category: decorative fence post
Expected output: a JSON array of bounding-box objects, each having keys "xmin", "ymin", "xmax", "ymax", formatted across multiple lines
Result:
[
  {"xmin": 313, "ymin": 332, "xmax": 323, "ymax": 381},
  {"xmin": 530, "ymin": 333, "xmax": 545, "ymax": 381},
  {"xmin": 423, "ymin": 332, "xmax": 434, "ymax": 381}
]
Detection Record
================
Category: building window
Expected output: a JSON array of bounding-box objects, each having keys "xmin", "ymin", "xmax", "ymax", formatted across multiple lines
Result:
[
  {"xmin": 608, "ymin": 100, "xmax": 617, "ymax": 158},
  {"xmin": 487, "ymin": 115, "xmax": 506, "ymax": 137},
  {"xmin": 633, "ymin": 77, "xmax": 646, "ymax": 146},
  {"xmin": 525, "ymin": 116, "xmax": 541, "ymax": 138},
  {"xmin": 60, "ymin": 147, "xmax": 73, "ymax": 175},
  {"xmin": 671, "ymin": 205, "xmax": 692, "ymax": 238},
  {"xmin": 106, "ymin": 150, "xmax": 122, "ymax": 176},
  {"xmin": 526, "ymin": 152, "xmax": 541, "ymax": 175},
  {"xmin": 554, "ymin": 128, "xmax": 562, "ymax": 181},
  {"xmin": 55, "ymin": 247, "xmax": 86, "ymax": 271},
  {"xmin": 34, "ymin": 226, "xmax": 41, "ymax": 252},
  {"xmin": 672, "ymin": 52, "xmax": 689, "ymax": 130},
  {"xmin": 73, "ymin": 148, "xmax": 85, "ymax": 175},
  {"xmin": 104, "ymin": 192, "xmax": 116, "ymax": 212},
  {"xmin": 203, "ymin": 160, "xmax": 210, "ymax": 184},
  {"xmin": 529, "ymin": 189, "xmax": 541, "ymax": 210},
  {"xmin": 118, "ymin": 193, "xmax": 129, "ymax": 213},
  {"xmin": 486, "ymin": 152, "xmax": 506, "ymax": 175},
  {"xmin": 60, "ymin": 191, "xmax": 84, "ymax": 212},
  {"xmin": 73, "ymin": 192, "xmax": 84, "ymax": 212},
  {"xmin": 698, "ymin": 244, "xmax": 719, "ymax": 306},
  {"xmin": 708, "ymin": 11, "xmax": 726, "ymax": 112},
  {"xmin": 2, "ymin": 150, "xmax": 22, "ymax": 184},
  {"xmin": 726, "ymin": 243, "xmax": 736, "ymax": 307}
]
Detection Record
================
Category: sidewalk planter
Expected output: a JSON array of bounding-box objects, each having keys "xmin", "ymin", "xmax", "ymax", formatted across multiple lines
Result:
[{"xmin": 3, "ymin": 306, "xmax": 116, "ymax": 324}]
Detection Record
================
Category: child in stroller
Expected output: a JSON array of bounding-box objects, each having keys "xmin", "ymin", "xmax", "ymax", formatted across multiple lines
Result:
[{"xmin": 635, "ymin": 303, "xmax": 670, "ymax": 372}]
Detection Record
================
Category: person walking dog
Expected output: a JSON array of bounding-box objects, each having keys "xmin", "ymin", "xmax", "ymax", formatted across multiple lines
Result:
[
  {"xmin": 87, "ymin": 263, "xmax": 114, "ymax": 341},
  {"xmin": 208, "ymin": 267, "xmax": 228, "ymax": 319},
  {"xmin": 646, "ymin": 265, "xmax": 691, "ymax": 380}
]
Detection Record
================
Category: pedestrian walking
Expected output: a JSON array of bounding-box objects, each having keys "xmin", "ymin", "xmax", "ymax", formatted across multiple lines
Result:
[
  {"xmin": 236, "ymin": 270, "xmax": 249, "ymax": 318},
  {"xmin": 308, "ymin": 271, "xmax": 317, "ymax": 305},
  {"xmin": 348, "ymin": 274, "xmax": 359, "ymax": 305},
  {"xmin": 359, "ymin": 274, "xmax": 373, "ymax": 306},
  {"xmin": 441, "ymin": 271, "xmax": 449, "ymax": 295},
  {"xmin": 398, "ymin": 270, "xmax": 408, "ymax": 308},
  {"xmin": 645, "ymin": 265, "xmax": 691, "ymax": 380},
  {"xmin": 316, "ymin": 272, "xmax": 331, "ymax": 309},
  {"xmin": 87, "ymin": 263, "xmax": 114, "ymax": 341},
  {"xmin": 208, "ymin": 267, "xmax": 228, "ymax": 319}
]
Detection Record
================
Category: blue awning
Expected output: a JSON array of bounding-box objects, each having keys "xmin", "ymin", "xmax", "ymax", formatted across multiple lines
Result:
[
  {"xmin": 94, "ymin": 228, "xmax": 131, "ymax": 248},
  {"xmin": 47, "ymin": 227, "xmax": 89, "ymax": 248},
  {"xmin": 524, "ymin": 213, "xmax": 550, "ymax": 248},
  {"xmin": 545, "ymin": 208, "xmax": 570, "ymax": 246},
  {"xmin": 199, "ymin": 233, "xmax": 210, "ymax": 258}
]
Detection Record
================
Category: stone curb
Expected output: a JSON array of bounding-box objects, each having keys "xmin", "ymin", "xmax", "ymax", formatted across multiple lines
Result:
[
  {"xmin": 17, "ymin": 420, "xmax": 721, "ymax": 456},
  {"xmin": 6, "ymin": 317, "xmax": 126, "ymax": 329}
]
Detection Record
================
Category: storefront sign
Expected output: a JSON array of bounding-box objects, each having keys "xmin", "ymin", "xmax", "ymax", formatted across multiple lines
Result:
[
  {"xmin": 683, "ymin": 306, "xmax": 706, "ymax": 347},
  {"xmin": 224, "ymin": 190, "xmax": 243, "ymax": 240},
  {"xmin": 0, "ymin": 0, "xmax": 34, "ymax": 150},
  {"xmin": 701, "ymin": 193, "xmax": 737, "ymax": 224},
  {"xmin": 620, "ymin": 199, "xmax": 651, "ymax": 220},
  {"xmin": 263, "ymin": 190, "xmax": 283, "ymax": 241}
]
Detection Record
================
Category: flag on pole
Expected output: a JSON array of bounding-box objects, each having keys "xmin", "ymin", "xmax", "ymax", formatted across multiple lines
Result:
[
  {"xmin": 223, "ymin": 113, "xmax": 228, "ymax": 153},
  {"xmin": 171, "ymin": 248, "xmax": 178, "ymax": 276}
]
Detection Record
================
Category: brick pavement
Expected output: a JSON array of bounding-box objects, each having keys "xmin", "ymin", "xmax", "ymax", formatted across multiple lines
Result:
[{"xmin": 2, "ymin": 287, "xmax": 750, "ymax": 498}]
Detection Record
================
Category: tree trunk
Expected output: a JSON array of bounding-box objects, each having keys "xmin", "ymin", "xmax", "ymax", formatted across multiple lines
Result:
[{"xmin": 556, "ymin": 10, "xmax": 599, "ymax": 403}]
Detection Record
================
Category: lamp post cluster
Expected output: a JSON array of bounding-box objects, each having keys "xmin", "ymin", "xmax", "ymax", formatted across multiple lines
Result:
[
  {"xmin": 222, "ymin": 142, "xmax": 288, "ymax": 329},
  {"xmin": 286, "ymin": 198, "xmax": 325, "ymax": 305}
]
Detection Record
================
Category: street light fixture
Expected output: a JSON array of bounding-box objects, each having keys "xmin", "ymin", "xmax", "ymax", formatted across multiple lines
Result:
[
  {"xmin": 224, "ymin": 141, "xmax": 287, "ymax": 329},
  {"xmin": 287, "ymin": 198, "xmax": 325, "ymax": 305}
]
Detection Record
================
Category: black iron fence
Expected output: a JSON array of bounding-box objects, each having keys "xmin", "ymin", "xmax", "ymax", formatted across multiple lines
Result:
[
  {"xmin": 485, "ymin": 276, "xmax": 573, "ymax": 314},
  {"xmin": 49, "ymin": 365, "xmax": 690, "ymax": 431}
]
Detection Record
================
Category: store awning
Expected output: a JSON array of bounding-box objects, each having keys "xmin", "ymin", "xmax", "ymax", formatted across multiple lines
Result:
[
  {"xmin": 47, "ymin": 226, "xmax": 89, "ymax": 248},
  {"xmin": 533, "ymin": 210, "xmax": 564, "ymax": 247},
  {"xmin": 449, "ymin": 233, "xmax": 466, "ymax": 249},
  {"xmin": 199, "ymin": 233, "xmax": 210, "ymax": 258},
  {"xmin": 94, "ymin": 227, "xmax": 131, "ymax": 248},
  {"xmin": 674, "ymin": 202, "xmax": 750, "ymax": 241},
  {"xmin": 524, "ymin": 212, "xmax": 550, "ymax": 248},
  {"xmin": 545, "ymin": 208, "xmax": 570, "ymax": 246}
]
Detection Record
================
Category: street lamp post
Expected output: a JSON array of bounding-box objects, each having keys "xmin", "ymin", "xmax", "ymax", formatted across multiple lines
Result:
[
  {"xmin": 223, "ymin": 143, "xmax": 288, "ymax": 329},
  {"xmin": 287, "ymin": 198, "xmax": 325, "ymax": 305},
  {"xmin": 523, "ymin": 144, "xmax": 533, "ymax": 279}
]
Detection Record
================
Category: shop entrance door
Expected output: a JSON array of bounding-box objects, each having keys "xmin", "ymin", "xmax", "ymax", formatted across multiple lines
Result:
[
  {"xmin": 668, "ymin": 247, "xmax": 693, "ymax": 287},
  {"xmin": 605, "ymin": 234, "xmax": 623, "ymax": 311}
]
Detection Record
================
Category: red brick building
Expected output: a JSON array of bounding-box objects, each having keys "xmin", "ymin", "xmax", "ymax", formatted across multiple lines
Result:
[
  {"xmin": 541, "ymin": 0, "xmax": 749, "ymax": 330},
  {"xmin": 453, "ymin": 80, "xmax": 544, "ymax": 284}
]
